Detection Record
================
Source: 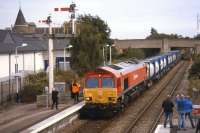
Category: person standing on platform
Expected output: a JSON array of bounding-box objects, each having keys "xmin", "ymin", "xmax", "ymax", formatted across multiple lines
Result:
[
  {"xmin": 176, "ymin": 94, "xmax": 186, "ymax": 130},
  {"xmin": 196, "ymin": 118, "xmax": 200, "ymax": 133},
  {"xmin": 51, "ymin": 88, "xmax": 59, "ymax": 109},
  {"xmin": 162, "ymin": 95, "xmax": 174, "ymax": 128},
  {"xmin": 185, "ymin": 96, "xmax": 195, "ymax": 128},
  {"xmin": 176, "ymin": 94, "xmax": 184, "ymax": 129},
  {"xmin": 72, "ymin": 80, "xmax": 80, "ymax": 103}
]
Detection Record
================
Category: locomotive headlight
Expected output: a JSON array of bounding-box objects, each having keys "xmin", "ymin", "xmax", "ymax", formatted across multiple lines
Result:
[{"xmin": 85, "ymin": 97, "xmax": 92, "ymax": 101}]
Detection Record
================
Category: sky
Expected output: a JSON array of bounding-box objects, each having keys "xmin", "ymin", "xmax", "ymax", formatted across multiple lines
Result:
[{"xmin": 0, "ymin": 0, "xmax": 200, "ymax": 39}]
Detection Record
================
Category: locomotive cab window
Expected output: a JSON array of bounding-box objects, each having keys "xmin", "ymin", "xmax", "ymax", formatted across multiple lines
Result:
[
  {"xmin": 86, "ymin": 77, "xmax": 99, "ymax": 88},
  {"xmin": 124, "ymin": 78, "xmax": 128, "ymax": 90},
  {"xmin": 102, "ymin": 77, "xmax": 114, "ymax": 88}
]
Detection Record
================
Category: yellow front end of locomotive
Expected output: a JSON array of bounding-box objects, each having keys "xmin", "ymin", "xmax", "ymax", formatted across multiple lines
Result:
[{"xmin": 84, "ymin": 88, "xmax": 118, "ymax": 104}]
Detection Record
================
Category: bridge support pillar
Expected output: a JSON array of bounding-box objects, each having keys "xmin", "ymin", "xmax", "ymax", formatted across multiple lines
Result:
[{"xmin": 161, "ymin": 39, "xmax": 170, "ymax": 53}]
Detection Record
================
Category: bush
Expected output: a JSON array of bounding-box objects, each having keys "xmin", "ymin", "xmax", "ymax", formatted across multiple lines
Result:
[
  {"xmin": 189, "ymin": 54, "xmax": 200, "ymax": 79},
  {"xmin": 21, "ymin": 71, "xmax": 79, "ymax": 103},
  {"xmin": 20, "ymin": 84, "xmax": 43, "ymax": 103}
]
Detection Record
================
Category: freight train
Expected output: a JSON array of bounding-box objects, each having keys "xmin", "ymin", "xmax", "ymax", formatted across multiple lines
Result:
[{"xmin": 81, "ymin": 50, "xmax": 181, "ymax": 114}]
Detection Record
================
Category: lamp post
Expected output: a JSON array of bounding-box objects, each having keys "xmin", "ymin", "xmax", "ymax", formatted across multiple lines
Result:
[
  {"xmin": 15, "ymin": 43, "xmax": 28, "ymax": 103},
  {"xmin": 64, "ymin": 45, "xmax": 73, "ymax": 71},
  {"xmin": 103, "ymin": 44, "xmax": 109, "ymax": 66},
  {"xmin": 109, "ymin": 44, "xmax": 115, "ymax": 65}
]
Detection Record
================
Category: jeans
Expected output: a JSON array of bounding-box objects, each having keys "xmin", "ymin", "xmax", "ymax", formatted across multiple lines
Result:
[
  {"xmin": 178, "ymin": 112, "xmax": 185, "ymax": 129},
  {"xmin": 185, "ymin": 112, "xmax": 195, "ymax": 128},
  {"xmin": 164, "ymin": 112, "xmax": 173, "ymax": 127},
  {"xmin": 74, "ymin": 92, "xmax": 79, "ymax": 103}
]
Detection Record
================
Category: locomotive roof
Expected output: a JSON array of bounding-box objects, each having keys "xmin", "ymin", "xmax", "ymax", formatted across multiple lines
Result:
[{"xmin": 99, "ymin": 59, "xmax": 146, "ymax": 78}]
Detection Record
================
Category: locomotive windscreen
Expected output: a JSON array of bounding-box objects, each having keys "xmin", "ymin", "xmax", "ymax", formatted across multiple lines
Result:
[{"xmin": 86, "ymin": 77, "xmax": 99, "ymax": 88}]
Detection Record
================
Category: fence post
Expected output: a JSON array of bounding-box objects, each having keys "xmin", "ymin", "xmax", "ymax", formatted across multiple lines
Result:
[
  {"xmin": 1, "ymin": 82, "xmax": 3, "ymax": 105},
  {"xmin": 8, "ymin": 79, "xmax": 11, "ymax": 101},
  {"xmin": 9, "ymin": 53, "xmax": 11, "ymax": 101}
]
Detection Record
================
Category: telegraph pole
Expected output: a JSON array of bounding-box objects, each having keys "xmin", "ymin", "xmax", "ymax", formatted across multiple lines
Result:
[{"xmin": 197, "ymin": 13, "xmax": 200, "ymax": 35}]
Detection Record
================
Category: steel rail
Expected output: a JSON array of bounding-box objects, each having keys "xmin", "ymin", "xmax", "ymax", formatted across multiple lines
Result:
[
  {"xmin": 124, "ymin": 61, "xmax": 187, "ymax": 133},
  {"xmin": 148, "ymin": 62, "xmax": 188, "ymax": 133}
]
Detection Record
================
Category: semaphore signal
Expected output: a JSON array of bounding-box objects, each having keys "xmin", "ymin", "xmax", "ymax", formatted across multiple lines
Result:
[{"xmin": 54, "ymin": 2, "xmax": 76, "ymax": 35}]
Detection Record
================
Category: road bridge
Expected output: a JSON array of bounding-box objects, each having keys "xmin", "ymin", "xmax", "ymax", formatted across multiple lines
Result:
[{"xmin": 114, "ymin": 39, "xmax": 200, "ymax": 54}]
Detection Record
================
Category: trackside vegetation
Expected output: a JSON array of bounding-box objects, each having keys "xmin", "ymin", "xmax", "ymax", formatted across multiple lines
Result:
[
  {"xmin": 20, "ymin": 71, "xmax": 78, "ymax": 102},
  {"xmin": 188, "ymin": 54, "xmax": 200, "ymax": 102}
]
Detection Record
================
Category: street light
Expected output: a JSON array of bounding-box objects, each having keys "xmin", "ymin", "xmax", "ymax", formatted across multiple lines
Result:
[
  {"xmin": 109, "ymin": 44, "xmax": 115, "ymax": 65},
  {"xmin": 103, "ymin": 44, "xmax": 109, "ymax": 66},
  {"xmin": 15, "ymin": 43, "xmax": 28, "ymax": 103},
  {"xmin": 64, "ymin": 45, "xmax": 73, "ymax": 71}
]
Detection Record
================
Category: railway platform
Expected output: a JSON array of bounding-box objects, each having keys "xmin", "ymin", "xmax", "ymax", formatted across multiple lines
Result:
[
  {"xmin": 155, "ymin": 119, "xmax": 197, "ymax": 133},
  {"xmin": 0, "ymin": 96, "xmax": 82, "ymax": 133}
]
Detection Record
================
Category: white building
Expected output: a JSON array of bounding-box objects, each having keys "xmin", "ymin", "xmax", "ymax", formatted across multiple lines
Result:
[
  {"xmin": 0, "ymin": 30, "xmax": 71, "ymax": 80},
  {"xmin": 0, "ymin": 8, "xmax": 72, "ymax": 80}
]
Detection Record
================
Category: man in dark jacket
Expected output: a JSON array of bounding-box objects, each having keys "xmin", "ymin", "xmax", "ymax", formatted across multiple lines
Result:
[
  {"xmin": 51, "ymin": 89, "xmax": 59, "ymax": 109},
  {"xmin": 162, "ymin": 95, "xmax": 174, "ymax": 128}
]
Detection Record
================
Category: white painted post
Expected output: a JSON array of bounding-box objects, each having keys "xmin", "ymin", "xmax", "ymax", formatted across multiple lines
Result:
[
  {"xmin": 64, "ymin": 48, "xmax": 66, "ymax": 71},
  {"xmin": 48, "ymin": 22, "xmax": 54, "ymax": 93},
  {"xmin": 109, "ymin": 45, "xmax": 112, "ymax": 65}
]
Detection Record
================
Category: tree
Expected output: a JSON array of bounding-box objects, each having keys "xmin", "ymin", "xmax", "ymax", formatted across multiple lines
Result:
[
  {"xmin": 146, "ymin": 27, "xmax": 187, "ymax": 39},
  {"xmin": 189, "ymin": 55, "xmax": 200, "ymax": 79},
  {"xmin": 70, "ymin": 15, "xmax": 111, "ymax": 75},
  {"xmin": 117, "ymin": 48, "xmax": 145, "ymax": 60}
]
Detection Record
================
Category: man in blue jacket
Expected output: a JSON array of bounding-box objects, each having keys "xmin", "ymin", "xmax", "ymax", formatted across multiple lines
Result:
[
  {"xmin": 176, "ymin": 94, "xmax": 185, "ymax": 130},
  {"xmin": 185, "ymin": 96, "xmax": 195, "ymax": 128}
]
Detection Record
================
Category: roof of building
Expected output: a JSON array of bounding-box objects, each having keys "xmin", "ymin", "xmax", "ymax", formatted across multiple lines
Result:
[
  {"xmin": 14, "ymin": 8, "xmax": 27, "ymax": 26},
  {"xmin": 0, "ymin": 30, "xmax": 70, "ymax": 54}
]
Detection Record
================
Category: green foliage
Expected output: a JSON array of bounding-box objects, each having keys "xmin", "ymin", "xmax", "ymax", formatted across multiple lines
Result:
[
  {"xmin": 20, "ymin": 71, "xmax": 79, "ymax": 102},
  {"xmin": 117, "ymin": 48, "xmax": 145, "ymax": 60},
  {"xmin": 55, "ymin": 70, "xmax": 78, "ymax": 82},
  {"xmin": 70, "ymin": 15, "xmax": 111, "ymax": 75},
  {"xmin": 142, "ymin": 48, "xmax": 160, "ymax": 57},
  {"xmin": 189, "ymin": 55, "xmax": 200, "ymax": 79},
  {"xmin": 146, "ymin": 27, "xmax": 189, "ymax": 39},
  {"xmin": 21, "ymin": 72, "xmax": 48, "ymax": 102},
  {"xmin": 21, "ymin": 83, "xmax": 44, "ymax": 102}
]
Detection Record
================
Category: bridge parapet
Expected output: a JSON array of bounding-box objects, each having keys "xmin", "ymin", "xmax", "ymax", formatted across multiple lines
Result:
[{"xmin": 115, "ymin": 39, "xmax": 200, "ymax": 54}]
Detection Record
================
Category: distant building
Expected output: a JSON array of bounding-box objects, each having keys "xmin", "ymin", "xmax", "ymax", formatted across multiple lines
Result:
[
  {"xmin": 12, "ymin": 8, "xmax": 36, "ymax": 33},
  {"xmin": 0, "ymin": 8, "xmax": 72, "ymax": 80},
  {"xmin": 12, "ymin": 8, "xmax": 73, "ymax": 35}
]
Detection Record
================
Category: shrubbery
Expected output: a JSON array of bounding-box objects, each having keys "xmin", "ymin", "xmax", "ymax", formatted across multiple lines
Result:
[
  {"xmin": 20, "ymin": 72, "xmax": 47, "ymax": 102},
  {"xmin": 20, "ymin": 71, "xmax": 78, "ymax": 103},
  {"xmin": 188, "ymin": 54, "xmax": 200, "ymax": 99},
  {"xmin": 189, "ymin": 55, "xmax": 200, "ymax": 79}
]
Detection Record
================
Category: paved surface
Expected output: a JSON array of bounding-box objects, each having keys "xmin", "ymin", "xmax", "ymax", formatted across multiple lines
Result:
[
  {"xmin": 22, "ymin": 101, "xmax": 85, "ymax": 133},
  {"xmin": 155, "ymin": 119, "xmax": 197, "ymax": 133},
  {"xmin": 0, "ymin": 97, "xmax": 77, "ymax": 133}
]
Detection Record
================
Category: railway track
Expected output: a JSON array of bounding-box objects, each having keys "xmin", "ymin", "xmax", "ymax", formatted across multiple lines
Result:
[
  {"xmin": 64, "ymin": 61, "xmax": 189, "ymax": 133},
  {"xmin": 124, "ymin": 61, "xmax": 189, "ymax": 133}
]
